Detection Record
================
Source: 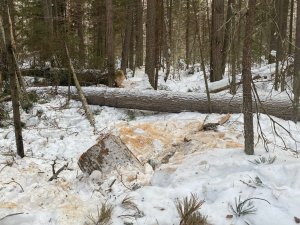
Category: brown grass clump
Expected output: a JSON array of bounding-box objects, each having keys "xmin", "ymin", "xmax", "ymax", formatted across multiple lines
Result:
[
  {"xmin": 176, "ymin": 194, "xmax": 208, "ymax": 225},
  {"xmin": 86, "ymin": 203, "xmax": 113, "ymax": 225}
]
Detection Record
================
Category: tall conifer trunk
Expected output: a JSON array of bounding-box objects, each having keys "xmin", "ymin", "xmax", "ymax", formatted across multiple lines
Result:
[{"xmin": 242, "ymin": 0, "xmax": 256, "ymax": 155}]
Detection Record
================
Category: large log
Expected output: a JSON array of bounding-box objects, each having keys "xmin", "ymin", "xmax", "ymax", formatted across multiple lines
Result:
[
  {"xmin": 78, "ymin": 134, "xmax": 143, "ymax": 175},
  {"xmin": 21, "ymin": 67, "xmax": 108, "ymax": 85},
  {"xmin": 31, "ymin": 86, "xmax": 300, "ymax": 121}
]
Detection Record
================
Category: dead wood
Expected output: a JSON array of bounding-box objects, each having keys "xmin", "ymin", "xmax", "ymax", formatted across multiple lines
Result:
[
  {"xmin": 21, "ymin": 67, "xmax": 108, "ymax": 86},
  {"xmin": 30, "ymin": 86, "xmax": 300, "ymax": 121},
  {"xmin": 48, "ymin": 162, "xmax": 68, "ymax": 181},
  {"xmin": 209, "ymin": 75, "xmax": 262, "ymax": 93},
  {"xmin": 78, "ymin": 134, "xmax": 143, "ymax": 175},
  {"xmin": 65, "ymin": 43, "xmax": 95, "ymax": 128}
]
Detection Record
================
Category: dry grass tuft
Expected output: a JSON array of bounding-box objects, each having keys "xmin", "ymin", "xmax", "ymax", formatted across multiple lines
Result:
[
  {"xmin": 86, "ymin": 202, "xmax": 113, "ymax": 225},
  {"xmin": 176, "ymin": 194, "xmax": 208, "ymax": 225}
]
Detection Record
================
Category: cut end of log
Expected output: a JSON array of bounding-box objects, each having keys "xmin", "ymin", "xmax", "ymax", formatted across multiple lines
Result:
[{"xmin": 78, "ymin": 134, "xmax": 143, "ymax": 175}]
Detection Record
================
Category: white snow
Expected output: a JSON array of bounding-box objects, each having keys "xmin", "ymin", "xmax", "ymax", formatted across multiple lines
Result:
[{"xmin": 1, "ymin": 65, "xmax": 300, "ymax": 225}]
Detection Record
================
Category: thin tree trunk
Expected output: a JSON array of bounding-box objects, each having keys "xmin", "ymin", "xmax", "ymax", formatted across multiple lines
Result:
[
  {"xmin": 93, "ymin": 0, "xmax": 106, "ymax": 69},
  {"xmin": 145, "ymin": 0, "xmax": 157, "ymax": 88},
  {"xmin": 3, "ymin": 3, "xmax": 24, "ymax": 158},
  {"xmin": 135, "ymin": 0, "xmax": 143, "ymax": 68},
  {"xmin": 6, "ymin": 4, "xmax": 27, "ymax": 96},
  {"xmin": 65, "ymin": 43, "xmax": 95, "ymax": 128},
  {"xmin": 210, "ymin": 0, "xmax": 225, "ymax": 82},
  {"xmin": 288, "ymin": 0, "xmax": 295, "ymax": 55},
  {"xmin": 10, "ymin": 70, "xmax": 24, "ymax": 157},
  {"xmin": 268, "ymin": 0, "xmax": 279, "ymax": 64},
  {"xmin": 193, "ymin": 0, "xmax": 212, "ymax": 112},
  {"xmin": 106, "ymin": 0, "xmax": 115, "ymax": 87},
  {"xmin": 274, "ymin": 0, "xmax": 289, "ymax": 91},
  {"xmin": 236, "ymin": 0, "xmax": 242, "ymax": 72},
  {"xmin": 242, "ymin": 0, "xmax": 256, "ymax": 155},
  {"xmin": 0, "ymin": 72, "xmax": 2, "ymax": 95},
  {"xmin": 186, "ymin": 0, "xmax": 190, "ymax": 66},
  {"xmin": 75, "ymin": 0, "xmax": 85, "ymax": 67},
  {"xmin": 230, "ymin": 2, "xmax": 237, "ymax": 95},
  {"xmin": 154, "ymin": 0, "xmax": 163, "ymax": 89},
  {"xmin": 0, "ymin": 16, "xmax": 5, "ymax": 95},
  {"xmin": 293, "ymin": 0, "xmax": 300, "ymax": 122},
  {"xmin": 121, "ymin": 1, "xmax": 133, "ymax": 74},
  {"xmin": 129, "ymin": 14, "xmax": 135, "ymax": 71},
  {"xmin": 164, "ymin": 0, "xmax": 172, "ymax": 82},
  {"xmin": 222, "ymin": 0, "xmax": 234, "ymax": 75}
]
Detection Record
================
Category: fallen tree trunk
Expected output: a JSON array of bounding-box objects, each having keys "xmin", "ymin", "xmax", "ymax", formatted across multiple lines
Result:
[
  {"xmin": 30, "ymin": 86, "xmax": 300, "ymax": 121},
  {"xmin": 209, "ymin": 75, "xmax": 262, "ymax": 93},
  {"xmin": 21, "ymin": 67, "xmax": 108, "ymax": 86}
]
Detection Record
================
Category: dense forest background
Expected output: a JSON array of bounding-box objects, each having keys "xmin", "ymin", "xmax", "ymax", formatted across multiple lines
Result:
[{"xmin": 0, "ymin": 0, "xmax": 298, "ymax": 85}]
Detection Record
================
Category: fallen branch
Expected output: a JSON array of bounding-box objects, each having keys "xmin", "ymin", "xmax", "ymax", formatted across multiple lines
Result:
[
  {"xmin": 48, "ymin": 163, "xmax": 68, "ymax": 181},
  {"xmin": 21, "ymin": 67, "xmax": 108, "ymax": 86},
  {"xmin": 239, "ymin": 180, "xmax": 257, "ymax": 189},
  {"xmin": 0, "ymin": 212, "xmax": 24, "ymax": 222},
  {"xmin": 209, "ymin": 75, "xmax": 262, "ymax": 93},
  {"xmin": 4, "ymin": 180, "xmax": 24, "ymax": 192},
  {"xmin": 65, "ymin": 43, "xmax": 95, "ymax": 129}
]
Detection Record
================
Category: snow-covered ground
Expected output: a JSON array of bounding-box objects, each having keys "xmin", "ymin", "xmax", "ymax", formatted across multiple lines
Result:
[{"xmin": 0, "ymin": 67, "xmax": 300, "ymax": 225}]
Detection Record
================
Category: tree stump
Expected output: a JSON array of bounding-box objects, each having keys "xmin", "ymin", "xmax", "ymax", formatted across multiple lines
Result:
[{"xmin": 78, "ymin": 134, "xmax": 143, "ymax": 175}]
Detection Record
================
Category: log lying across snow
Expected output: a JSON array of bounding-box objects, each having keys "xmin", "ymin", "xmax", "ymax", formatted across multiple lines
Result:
[
  {"xmin": 22, "ymin": 68, "xmax": 108, "ymax": 85},
  {"xmin": 31, "ymin": 86, "xmax": 300, "ymax": 121}
]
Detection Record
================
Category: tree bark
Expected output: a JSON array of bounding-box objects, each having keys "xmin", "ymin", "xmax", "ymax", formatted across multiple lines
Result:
[
  {"xmin": 0, "ymin": 16, "xmax": 6, "ymax": 95},
  {"xmin": 74, "ymin": 0, "xmax": 85, "ymax": 67},
  {"xmin": 222, "ymin": 0, "xmax": 234, "ymax": 75},
  {"xmin": 135, "ymin": 0, "xmax": 144, "ymax": 68},
  {"xmin": 65, "ymin": 43, "xmax": 95, "ymax": 128},
  {"xmin": 129, "ymin": 15, "xmax": 135, "ymax": 71},
  {"xmin": 242, "ymin": 0, "xmax": 256, "ymax": 155},
  {"xmin": 6, "ymin": 4, "xmax": 27, "ymax": 96},
  {"xmin": 230, "ymin": 0, "xmax": 237, "ymax": 94},
  {"xmin": 288, "ymin": 0, "xmax": 295, "ymax": 55},
  {"xmin": 210, "ymin": 0, "xmax": 224, "ymax": 82},
  {"xmin": 145, "ymin": 0, "xmax": 157, "ymax": 88},
  {"xmin": 3, "ymin": 2, "xmax": 24, "ymax": 158},
  {"xmin": 274, "ymin": 0, "xmax": 289, "ymax": 91},
  {"xmin": 31, "ymin": 86, "xmax": 300, "ymax": 122},
  {"xmin": 121, "ymin": 1, "xmax": 133, "ymax": 74},
  {"xmin": 186, "ymin": 0, "xmax": 190, "ymax": 66},
  {"xmin": 106, "ymin": 0, "xmax": 115, "ymax": 87},
  {"xmin": 21, "ymin": 67, "xmax": 108, "ymax": 85},
  {"xmin": 163, "ymin": 0, "xmax": 172, "ymax": 82},
  {"xmin": 268, "ymin": 0, "xmax": 279, "ymax": 64},
  {"xmin": 293, "ymin": 0, "xmax": 300, "ymax": 122},
  {"xmin": 193, "ymin": 0, "xmax": 211, "ymax": 112}
]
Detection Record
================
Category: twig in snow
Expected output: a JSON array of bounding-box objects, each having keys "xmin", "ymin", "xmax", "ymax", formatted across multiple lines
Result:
[
  {"xmin": 106, "ymin": 179, "xmax": 116, "ymax": 193},
  {"xmin": 0, "ymin": 212, "xmax": 24, "ymax": 222},
  {"xmin": 48, "ymin": 163, "xmax": 68, "ymax": 181},
  {"xmin": 0, "ymin": 165, "xmax": 8, "ymax": 173},
  {"xmin": 4, "ymin": 180, "xmax": 24, "ymax": 192},
  {"xmin": 109, "ymin": 179, "xmax": 116, "ymax": 188},
  {"xmin": 116, "ymin": 169, "xmax": 132, "ymax": 191},
  {"xmin": 239, "ymin": 180, "xmax": 257, "ymax": 189},
  {"xmin": 51, "ymin": 159, "xmax": 57, "ymax": 175}
]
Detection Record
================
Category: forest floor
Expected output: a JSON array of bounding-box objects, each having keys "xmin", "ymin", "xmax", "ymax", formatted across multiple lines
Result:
[{"xmin": 0, "ymin": 65, "xmax": 300, "ymax": 225}]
